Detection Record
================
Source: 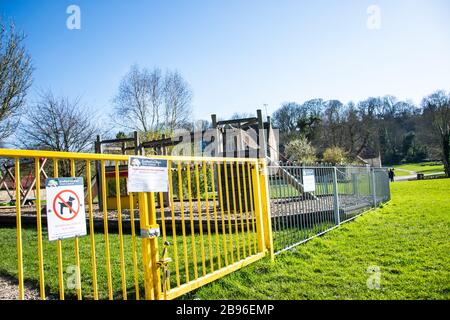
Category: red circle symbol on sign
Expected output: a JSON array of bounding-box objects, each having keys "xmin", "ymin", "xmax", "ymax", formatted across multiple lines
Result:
[{"xmin": 52, "ymin": 189, "xmax": 80, "ymax": 221}]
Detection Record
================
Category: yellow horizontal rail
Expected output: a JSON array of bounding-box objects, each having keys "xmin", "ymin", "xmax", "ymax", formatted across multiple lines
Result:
[
  {"xmin": 165, "ymin": 252, "xmax": 265, "ymax": 300},
  {"xmin": 0, "ymin": 148, "xmax": 259, "ymax": 163}
]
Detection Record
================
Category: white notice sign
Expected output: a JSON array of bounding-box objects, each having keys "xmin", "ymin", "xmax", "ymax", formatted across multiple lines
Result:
[
  {"xmin": 46, "ymin": 177, "xmax": 87, "ymax": 241},
  {"xmin": 128, "ymin": 156, "xmax": 169, "ymax": 192},
  {"xmin": 302, "ymin": 169, "xmax": 316, "ymax": 192}
]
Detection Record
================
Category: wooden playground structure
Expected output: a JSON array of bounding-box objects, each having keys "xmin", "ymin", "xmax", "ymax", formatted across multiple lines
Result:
[{"xmin": 0, "ymin": 158, "xmax": 48, "ymax": 206}]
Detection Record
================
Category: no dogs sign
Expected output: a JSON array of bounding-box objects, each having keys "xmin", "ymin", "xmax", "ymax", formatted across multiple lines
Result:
[{"xmin": 46, "ymin": 177, "xmax": 87, "ymax": 241}]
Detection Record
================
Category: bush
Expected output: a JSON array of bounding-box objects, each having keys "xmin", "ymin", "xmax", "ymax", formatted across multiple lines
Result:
[
  {"xmin": 284, "ymin": 136, "xmax": 317, "ymax": 163},
  {"xmin": 322, "ymin": 147, "xmax": 347, "ymax": 164}
]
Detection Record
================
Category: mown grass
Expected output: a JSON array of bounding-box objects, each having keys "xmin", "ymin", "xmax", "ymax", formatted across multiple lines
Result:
[{"xmin": 186, "ymin": 178, "xmax": 450, "ymax": 299}]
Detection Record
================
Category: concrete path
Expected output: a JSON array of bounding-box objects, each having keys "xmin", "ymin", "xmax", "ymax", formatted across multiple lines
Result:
[
  {"xmin": 393, "ymin": 168, "xmax": 416, "ymax": 182},
  {"xmin": 394, "ymin": 171, "xmax": 445, "ymax": 182}
]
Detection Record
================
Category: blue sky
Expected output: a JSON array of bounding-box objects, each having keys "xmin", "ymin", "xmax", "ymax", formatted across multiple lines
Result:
[{"xmin": 2, "ymin": 0, "xmax": 449, "ymax": 123}]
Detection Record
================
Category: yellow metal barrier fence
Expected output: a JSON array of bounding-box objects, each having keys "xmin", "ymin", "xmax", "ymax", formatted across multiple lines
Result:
[{"xmin": 0, "ymin": 149, "xmax": 272, "ymax": 300}]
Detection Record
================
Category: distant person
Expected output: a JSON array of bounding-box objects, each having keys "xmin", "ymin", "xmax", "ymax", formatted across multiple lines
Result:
[{"xmin": 388, "ymin": 168, "xmax": 395, "ymax": 182}]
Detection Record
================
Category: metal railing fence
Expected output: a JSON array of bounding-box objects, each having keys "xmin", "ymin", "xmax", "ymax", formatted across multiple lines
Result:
[{"xmin": 267, "ymin": 163, "xmax": 391, "ymax": 254}]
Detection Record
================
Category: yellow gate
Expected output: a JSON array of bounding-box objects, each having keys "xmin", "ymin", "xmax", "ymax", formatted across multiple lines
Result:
[{"xmin": 0, "ymin": 149, "xmax": 272, "ymax": 300}]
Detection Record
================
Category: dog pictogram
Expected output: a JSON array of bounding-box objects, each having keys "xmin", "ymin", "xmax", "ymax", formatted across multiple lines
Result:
[
  {"xmin": 58, "ymin": 196, "xmax": 76, "ymax": 216},
  {"xmin": 52, "ymin": 190, "xmax": 81, "ymax": 221}
]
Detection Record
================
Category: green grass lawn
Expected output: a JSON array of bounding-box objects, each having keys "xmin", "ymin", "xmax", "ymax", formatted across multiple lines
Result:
[
  {"xmin": 393, "ymin": 162, "xmax": 444, "ymax": 177},
  {"xmin": 186, "ymin": 178, "xmax": 450, "ymax": 299}
]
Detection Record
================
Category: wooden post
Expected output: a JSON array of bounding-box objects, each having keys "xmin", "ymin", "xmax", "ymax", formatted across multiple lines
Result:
[
  {"xmin": 133, "ymin": 131, "xmax": 140, "ymax": 155},
  {"xmin": 266, "ymin": 116, "xmax": 272, "ymax": 159},
  {"xmin": 257, "ymin": 109, "xmax": 267, "ymax": 159},
  {"xmin": 160, "ymin": 133, "xmax": 170, "ymax": 207},
  {"xmin": 161, "ymin": 134, "xmax": 166, "ymax": 156},
  {"xmin": 211, "ymin": 114, "xmax": 222, "ymax": 157}
]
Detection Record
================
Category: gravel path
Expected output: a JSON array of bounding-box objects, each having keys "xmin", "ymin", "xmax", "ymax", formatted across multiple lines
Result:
[{"xmin": 0, "ymin": 275, "xmax": 41, "ymax": 300}]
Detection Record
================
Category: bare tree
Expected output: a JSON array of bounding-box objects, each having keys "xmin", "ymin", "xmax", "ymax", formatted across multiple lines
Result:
[
  {"xmin": 322, "ymin": 100, "xmax": 345, "ymax": 148},
  {"xmin": 272, "ymin": 101, "xmax": 322, "ymax": 144},
  {"xmin": 18, "ymin": 91, "xmax": 100, "ymax": 152},
  {"xmin": 17, "ymin": 91, "xmax": 101, "ymax": 176},
  {"xmin": 230, "ymin": 112, "xmax": 254, "ymax": 120},
  {"xmin": 113, "ymin": 65, "xmax": 164, "ymax": 133},
  {"xmin": 113, "ymin": 65, "xmax": 192, "ymax": 136},
  {"xmin": 0, "ymin": 19, "xmax": 33, "ymax": 141},
  {"xmin": 163, "ymin": 70, "xmax": 193, "ymax": 134},
  {"xmin": 272, "ymin": 103, "xmax": 300, "ymax": 134},
  {"xmin": 421, "ymin": 90, "xmax": 450, "ymax": 177}
]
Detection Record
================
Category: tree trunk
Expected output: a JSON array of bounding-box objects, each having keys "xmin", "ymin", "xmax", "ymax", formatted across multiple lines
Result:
[{"xmin": 443, "ymin": 133, "xmax": 450, "ymax": 177}]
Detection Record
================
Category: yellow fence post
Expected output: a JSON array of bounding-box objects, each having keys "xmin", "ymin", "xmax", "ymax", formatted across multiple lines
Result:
[
  {"xmin": 138, "ymin": 192, "xmax": 162, "ymax": 300},
  {"xmin": 251, "ymin": 162, "xmax": 265, "ymax": 254},
  {"xmin": 15, "ymin": 158, "xmax": 24, "ymax": 300},
  {"xmin": 258, "ymin": 159, "xmax": 274, "ymax": 261}
]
